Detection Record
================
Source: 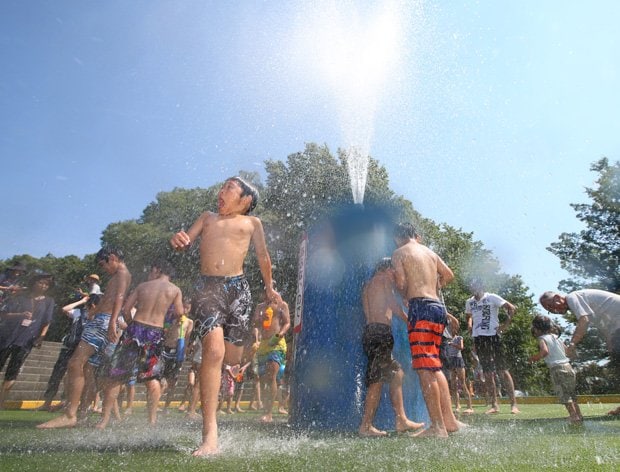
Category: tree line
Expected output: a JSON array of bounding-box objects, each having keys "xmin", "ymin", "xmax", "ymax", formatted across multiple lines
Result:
[{"xmin": 2, "ymin": 145, "xmax": 618, "ymax": 395}]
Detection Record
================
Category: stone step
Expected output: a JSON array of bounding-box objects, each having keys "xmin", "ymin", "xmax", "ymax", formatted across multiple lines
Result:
[{"xmin": 1, "ymin": 341, "xmax": 261, "ymax": 405}]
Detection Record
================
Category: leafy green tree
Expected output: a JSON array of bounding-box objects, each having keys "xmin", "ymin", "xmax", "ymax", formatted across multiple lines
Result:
[{"xmin": 548, "ymin": 157, "xmax": 620, "ymax": 292}]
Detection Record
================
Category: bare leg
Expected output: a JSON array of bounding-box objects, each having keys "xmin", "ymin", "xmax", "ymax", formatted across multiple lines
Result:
[
  {"xmin": 457, "ymin": 369, "xmax": 474, "ymax": 413},
  {"xmin": 484, "ymin": 371, "xmax": 499, "ymax": 414},
  {"xmin": 95, "ymin": 380, "xmax": 122, "ymax": 430},
  {"xmin": 501, "ymin": 370, "xmax": 519, "ymax": 413},
  {"xmin": 146, "ymin": 379, "xmax": 161, "ymax": 425},
  {"xmin": 38, "ymin": 342, "xmax": 95, "ymax": 428},
  {"xmin": 436, "ymin": 370, "xmax": 465, "ymax": 432},
  {"xmin": 389, "ymin": 369, "xmax": 424, "ymax": 432},
  {"xmin": 359, "ymin": 382, "xmax": 386, "ymax": 436},
  {"xmin": 186, "ymin": 370, "xmax": 201, "ymax": 419},
  {"xmin": 448, "ymin": 369, "xmax": 460, "ymax": 411},
  {"xmin": 260, "ymin": 361, "xmax": 279, "ymax": 423},
  {"xmin": 413, "ymin": 370, "xmax": 448, "ymax": 438},
  {"xmin": 192, "ymin": 329, "xmax": 242, "ymax": 457}
]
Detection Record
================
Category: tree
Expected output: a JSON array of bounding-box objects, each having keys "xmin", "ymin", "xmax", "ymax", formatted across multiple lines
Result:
[{"xmin": 548, "ymin": 157, "xmax": 620, "ymax": 292}]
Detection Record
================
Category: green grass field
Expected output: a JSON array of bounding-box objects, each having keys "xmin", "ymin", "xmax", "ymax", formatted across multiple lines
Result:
[{"xmin": 0, "ymin": 403, "xmax": 618, "ymax": 471}]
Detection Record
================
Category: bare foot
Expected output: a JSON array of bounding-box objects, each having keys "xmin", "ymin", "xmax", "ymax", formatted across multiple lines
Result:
[
  {"xmin": 485, "ymin": 407, "xmax": 499, "ymax": 414},
  {"xmin": 123, "ymin": 408, "xmax": 133, "ymax": 417},
  {"xmin": 235, "ymin": 407, "xmax": 244, "ymax": 413},
  {"xmin": 359, "ymin": 426, "xmax": 388, "ymax": 437},
  {"xmin": 178, "ymin": 405, "xmax": 186, "ymax": 412},
  {"xmin": 511, "ymin": 405, "xmax": 520, "ymax": 414},
  {"xmin": 186, "ymin": 412, "xmax": 201, "ymax": 421},
  {"xmin": 192, "ymin": 440, "xmax": 219, "ymax": 457},
  {"xmin": 37, "ymin": 415, "xmax": 78, "ymax": 429},
  {"xmin": 226, "ymin": 409, "xmax": 234, "ymax": 414},
  {"xmin": 259, "ymin": 415, "xmax": 273, "ymax": 423},
  {"xmin": 446, "ymin": 420, "xmax": 468, "ymax": 433},
  {"xmin": 94, "ymin": 420, "xmax": 108, "ymax": 430},
  {"xmin": 568, "ymin": 416, "xmax": 583, "ymax": 425},
  {"xmin": 462, "ymin": 408, "xmax": 475, "ymax": 415},
  {"xmin": 395, "ymin": 419, "xmax": 425, "ymax": 433},
  {"xmin": 409, "ymin": 426, "xmax": 449, "ymax": 438},
  {"xmin": 607, "ymin": 406, "xmax": 620, "ymax": 416},
  {"xmin": 278, "ymin": 407, "xmax": 288, "ymax": 415}
]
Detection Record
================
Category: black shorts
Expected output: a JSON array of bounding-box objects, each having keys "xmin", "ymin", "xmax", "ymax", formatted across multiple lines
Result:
[
  {"xmin": 447, "ymin": 356, "xmax": 466, "ymax": 370},
  {"xmin": 474, "ymin": 335, "xmax": 508, "ymax": 373},
  {"xmin": 193, "ymin": 275, "xmax": 253, "ymax": 346},
  {"xmin": 362, "ymin": 323, "xmax": 401, "ymax": 386}
]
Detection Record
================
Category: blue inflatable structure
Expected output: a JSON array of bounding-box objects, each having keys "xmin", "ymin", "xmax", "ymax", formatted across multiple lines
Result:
[{"xmin": 289, "ymin": 205, "xmax": 429, "ymax": 431}]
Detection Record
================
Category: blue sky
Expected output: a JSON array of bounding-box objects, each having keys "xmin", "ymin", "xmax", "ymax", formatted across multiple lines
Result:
[{"xmin": 1, "ymin": 1, "xmax": 619, "ymax": 301}]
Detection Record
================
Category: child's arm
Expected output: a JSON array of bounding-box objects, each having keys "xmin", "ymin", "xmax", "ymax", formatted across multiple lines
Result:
[
  {"xmin": 170, "ymin": 213, "xmax": 206, "ymax": 250},
  {"xmin": 250, "ymin": 217, "xmax": 281, "ymax": 303},
  {"xmin": 61, "ymin": 296, "xmax": 89, "ymax": 317},
  {"xmin": 451, "ymin": 335, "xmax": 464, "ymax": 350},
  {"xmin": 529, "ymin": 338, "xmax": 549, "ymax": 363}
]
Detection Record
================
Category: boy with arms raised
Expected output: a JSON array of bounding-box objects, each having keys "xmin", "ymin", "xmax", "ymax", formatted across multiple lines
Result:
[
  {"xmin": 38, "ymin": 247, "xmax": 131, "ymax": 429},
  {"xmin": 170, "ymin": 176, "xmax": 280, "ymax": 456},
  {"xmin": 96, "ymin": 260, "xmax": 183, "ymax": 429},
  {"xmin": 392, "ymin": 223, "xmax": 463, "ymax": 438}
]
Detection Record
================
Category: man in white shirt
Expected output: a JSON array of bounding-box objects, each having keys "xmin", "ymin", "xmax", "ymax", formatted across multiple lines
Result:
[
  {"xmin": 540, "ymin": 289, "xmax": 620, "ymax": 415},
  {"xmin": 466, "ymin": 279, "xmax": 519, "ymax": 414}
]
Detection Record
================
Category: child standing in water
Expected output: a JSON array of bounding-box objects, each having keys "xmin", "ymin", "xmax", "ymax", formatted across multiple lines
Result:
[
  {"xmin": 529, "ymin": 315, "xmax": 582, "ymax": 424},
  {"xmin": 170, "ymin": 176, "xmax": 281, "ymax": 456}
]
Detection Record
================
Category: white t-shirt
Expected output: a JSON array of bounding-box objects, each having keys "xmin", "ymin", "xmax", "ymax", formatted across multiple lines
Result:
[
  {"xmin": 466, "ymin": 292, "xmax": 508, "ymax": 337},
  {"xmin": 566, "ymin": 289, "xmax": 620, "ymax": 338},
  {"xmin": 539, "ymin": 333, "xmax": 569, "ymax": 367},
  {"xmin": 89, "ymin": 283, "xmax": 102, "ymax": 295}
]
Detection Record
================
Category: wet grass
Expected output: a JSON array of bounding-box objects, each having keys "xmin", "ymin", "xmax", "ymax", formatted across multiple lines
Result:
[{"xmin": 0, "ymin": 403, "xmax": 618, "ymax": 471}]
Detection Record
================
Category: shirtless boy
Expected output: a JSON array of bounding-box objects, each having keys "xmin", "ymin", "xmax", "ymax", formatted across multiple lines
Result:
[
  {"xmin": 392, "ymin": 223, "xmax": 464, "ymax": 438},
  {"xmin": 255, "ymin": 293, "xmax": 290, "ymax": 423},
  {"xmin": 96, "ymin": 260, "xmax": 183, "ymax": 429},
  {"xmin": 38, "ymin": 247, "xmax": 131, "ymax": 429},
  {"xmin": 170, "ymin": 176, "xmax": 281, "ymax": 456},
  {"xmin": 359, "ymin": 258, "xmax": 424, "ymax": 437}
]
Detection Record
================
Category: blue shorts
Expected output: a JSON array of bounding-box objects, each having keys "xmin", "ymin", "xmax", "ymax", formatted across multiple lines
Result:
[{"xmin": 81, "ymin": 313, "xmax": 111, "ymax": 366}]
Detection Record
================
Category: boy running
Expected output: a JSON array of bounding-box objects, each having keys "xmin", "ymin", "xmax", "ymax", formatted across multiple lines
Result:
[{"xmin": 170, "ymin": 176, "xmax": 280, "ymax": 456}]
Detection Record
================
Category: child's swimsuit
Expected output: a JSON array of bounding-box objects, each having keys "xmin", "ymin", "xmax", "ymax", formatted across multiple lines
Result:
[
  {"xmin": 408, "ymin": 298, "xmax": 447, "ymax": 371},
  {"xmin": 107, "ymin": 320, "xmax": 164, "ymax": 382},
  {"xmin": 362, "ymin": 322, "xmax": 401, "ymax": 385},
  {"xmin": 193, "ymin": 275, "xmax": 252, "ymax": 346}
]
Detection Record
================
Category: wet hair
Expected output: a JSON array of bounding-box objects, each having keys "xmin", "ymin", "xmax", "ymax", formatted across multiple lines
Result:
[
  {"xmin": 373, "ymin": 257, "xmax": 392, "ymax": 276},
  {"xmin": 393, "ymin": 222, "xmax": 418, "ymax": 240},
  {"xmin": 151, "ymin": 259, "xmax": 176, "ymax": 278},
  {"xmin": 228, "ymin": 176, "xmax": 259, "ymax": 214},
  {"xmin": 96, "ymin": 247, "xmax": 124, "ymax": 263},
  {"xmin": 531, "ymin": 315, "xmax": 553, "ymax": 335},
  {"xmin": 86, "ymin": 293, "xmax": 101, "ymax": 308}
]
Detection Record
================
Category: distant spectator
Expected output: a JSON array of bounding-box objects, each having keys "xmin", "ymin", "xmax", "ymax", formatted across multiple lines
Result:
[
  {"xmin": 79, "ymin": 274, "xmax": 102, "ymax": 296},
  {"xmin": 0, "ymin": 272, "xmax": 55, "ymax": 409},
  {"xmin": 0, "ymin": 263, "xmax": 28, "ymax": 307}
]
